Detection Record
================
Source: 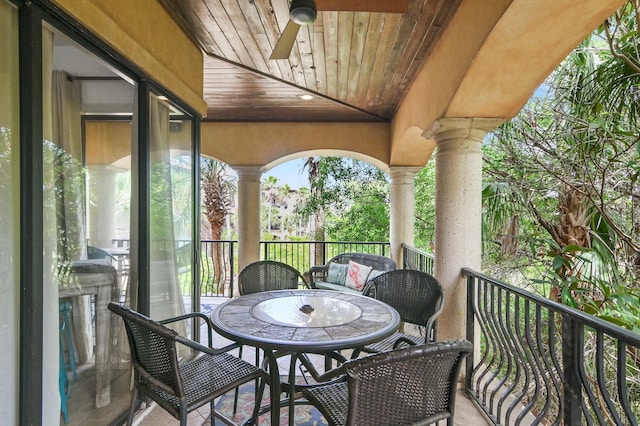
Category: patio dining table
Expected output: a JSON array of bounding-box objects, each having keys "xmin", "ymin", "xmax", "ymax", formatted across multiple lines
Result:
[{"xmin": 210, "ymin": 288, "xmax": 401, "ymax": 426}]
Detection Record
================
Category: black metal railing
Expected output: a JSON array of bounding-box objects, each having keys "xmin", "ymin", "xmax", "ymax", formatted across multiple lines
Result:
[
  {"xmin": 463, "ymin": 268, "xmax": 640, "ymax": 425},
  {"xmin": 261, "ymin": 240, "xmax": 390, "ymax": 278},
  {"xmin": 115, "ymin": 239, "xmax": 390, "ymax": 297},
  {"xmin": 401, "ymin": 244, "xmax": 434, "ymax": 274},
  {"xmin": 199, "ymin": 240, "xmax": 235, "ymax": 297}
]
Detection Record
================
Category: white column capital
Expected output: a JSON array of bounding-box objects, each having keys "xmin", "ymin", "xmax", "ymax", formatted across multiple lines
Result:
[
  {"xmin": 233, "ymin": 165, "xmax": 263, "ymax": 181},
  {"xmin": 389, "ymin": 166, "xmax": 423, "ymax": 184},
  {"xmin": 423, "ymin": 117, "xmax": 506, "ymax": 145}
]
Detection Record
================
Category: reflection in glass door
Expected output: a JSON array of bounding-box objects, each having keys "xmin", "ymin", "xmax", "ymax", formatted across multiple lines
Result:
[{"xmin": 43, "ymin": 25, "xmax": 136, "ymax": 425}]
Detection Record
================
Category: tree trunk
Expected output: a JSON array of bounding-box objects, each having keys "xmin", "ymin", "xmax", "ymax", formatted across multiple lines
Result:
[
  {"xmin": 210, "ymin": 226, "xmax": 224, "ymax": 295},
  {"xmin": 535, "ymin": 185, "xmax": 591, "ymax": 301}
]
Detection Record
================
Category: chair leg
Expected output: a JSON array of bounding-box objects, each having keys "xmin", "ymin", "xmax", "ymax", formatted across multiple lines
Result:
[
  {"xmin": 180, "ymin": 405, "xmax": 188, "ymax": 426},
  {"xmin": 248, "ymin": 375, "xmax": 267, "ymax": 426},
  {"xmin": 233, "ymin": 345, "xmax": 243, "ymax": 413}
]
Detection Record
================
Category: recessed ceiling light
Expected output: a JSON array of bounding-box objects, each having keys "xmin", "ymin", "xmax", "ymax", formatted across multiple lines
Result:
[{"xmin": 300, "ymin": 94, "xmax": 313, "ymax": 100}]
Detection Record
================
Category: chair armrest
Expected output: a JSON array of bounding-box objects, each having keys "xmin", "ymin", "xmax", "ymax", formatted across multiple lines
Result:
[
  {"xmin": 160, "ymin": 312, "xmax": 215, "ymax": 347},
  {"xmin": 279, "ymin": 351, "xmax": 348, "ymax": 396},
  {"xmin": 308, "ymin": 265, "xmax": 329, "ymax": 287},
  {"xmin": 424, "ymin": 292, "xmax": 445, "ymax": 342},
  {"xmin": 293, "ymin": 355, "xmax": 347, "ymax": 393},
  {"xmin": 175, "ymin": 335, "xmax": 241, "ymax": 356},
  {"xmin": 392, "ymin": 336, "xmax": 418, "ymax": 349}
]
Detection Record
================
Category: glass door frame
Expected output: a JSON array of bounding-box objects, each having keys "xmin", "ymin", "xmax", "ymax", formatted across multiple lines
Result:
[{"xmin": 15, "ymin": 1, "xmax": 201, "ymax": 423}]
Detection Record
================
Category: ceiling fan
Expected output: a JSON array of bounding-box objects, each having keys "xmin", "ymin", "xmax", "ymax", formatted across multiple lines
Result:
[{"xmin": 269, "ymin": 0, "xmax": 409, "ymax": 60}]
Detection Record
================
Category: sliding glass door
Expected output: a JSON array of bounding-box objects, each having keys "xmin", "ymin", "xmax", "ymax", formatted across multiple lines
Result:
[{"xmin": 8, "ymin": 2, "xmax": 200, "ymax": 423}]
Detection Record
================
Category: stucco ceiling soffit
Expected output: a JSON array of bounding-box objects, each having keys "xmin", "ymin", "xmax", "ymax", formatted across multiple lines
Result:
[
  {"xmin": 200, "ymin": 121, "xmax": 390, "ymax": 167},
  {"xmin": 446, "ymin": 0, "xmax": 627, "ymax": 119},
  {"xmin": 389, "ymin": 126, "xmax": 435, "ymax": 168}
]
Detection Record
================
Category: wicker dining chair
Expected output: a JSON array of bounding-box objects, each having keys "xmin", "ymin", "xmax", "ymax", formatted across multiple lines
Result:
[
  {"xmin": 353, "ymin": 269, "xmax": 445, "ymax": 357},
  {"xmin": 238, "ymin": 260, "xmax": 310, "ymax": 294},
  {"xmin": 303, "ymin": 340, "xmax": 473, "ymax": 426},
  {"xmin": 108, "ymin": 303, "xmax": 267, "ymax": 426}
]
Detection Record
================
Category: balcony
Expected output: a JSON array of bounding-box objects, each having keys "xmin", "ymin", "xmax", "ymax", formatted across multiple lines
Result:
[{"xmin": 83, "ymin": 239, "xmax": 639, "ymax": 425}]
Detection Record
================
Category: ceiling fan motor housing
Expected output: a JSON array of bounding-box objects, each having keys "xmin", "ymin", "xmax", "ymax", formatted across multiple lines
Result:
[{"xmin": 290, "ymin": 0, "xmax": 317, "ymax": 25}]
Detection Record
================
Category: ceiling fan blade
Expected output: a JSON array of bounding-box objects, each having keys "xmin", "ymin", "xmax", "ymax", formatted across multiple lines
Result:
[
  {"xmin": 315, "ymin": 0, "xmax": 408, "ymax": 13},
  {"xmin": 270, "ymin": 20, "xmax": 301, "ymax": 60}
]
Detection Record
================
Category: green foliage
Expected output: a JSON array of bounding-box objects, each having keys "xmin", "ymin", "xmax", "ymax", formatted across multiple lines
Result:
[
  {"xmin": 296, "ymin": 157, "xmax": 391, "ymax": 242},
  {"xmin": 43, "ymin": 140, "xmax": 87, "ymax": 261},
  {"xmin": 326, "ymin": 191, "xmax": 389, "ymax": 241},
  {"xmin": 483, "ymin": 19, "xmax": 640, "ymax": 329},
  {"xmin": 414, "ymin": 162, "xmax": 435, "ymax": 250},
  {"xmin": 532, "ymin": 240, "xmax": 640, "ymax": 331}
]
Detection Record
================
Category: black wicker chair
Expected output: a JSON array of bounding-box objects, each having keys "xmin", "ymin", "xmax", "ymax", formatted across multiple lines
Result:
[
  {"xmin": 108, "ymin": 303, "xmax": 267, "ymax": 426},
  {"xmin": 239, "ymin": 260, "xmax": 310, "ymax": 294},
  {"xmin": 353, "ymin": 269, "xmax": 445, "ymax": 357},
  {"xmin": 303, "ymin": 340, "xmax": 473, "ymax": 426}
]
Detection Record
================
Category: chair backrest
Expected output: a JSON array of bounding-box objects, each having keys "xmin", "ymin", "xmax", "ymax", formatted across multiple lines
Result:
[
  {"xmin": 363, "ymin": 269, "xmax": 444, "ymax": 330},
  {"xmin": 238, "ymin": 260, "xmax": 308, "ymax": 295},
  {"xmin": 108, "ymin": 303, "xmax": 184, "ymax": 398},
  {"xmin": 344, "ymin": 340, "xmax": 472, "ymax": 426}
]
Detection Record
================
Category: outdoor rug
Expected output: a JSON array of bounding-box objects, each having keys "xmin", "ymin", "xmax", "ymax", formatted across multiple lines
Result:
[{"xmin": 210, "ymin": 379, "xmax": 328, "ymax": 426}]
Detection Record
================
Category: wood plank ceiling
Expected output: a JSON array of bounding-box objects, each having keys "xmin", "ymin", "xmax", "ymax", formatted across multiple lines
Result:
[{"xmin": 160, "ymin": 0, "xmax": 462, "ymax": 122}]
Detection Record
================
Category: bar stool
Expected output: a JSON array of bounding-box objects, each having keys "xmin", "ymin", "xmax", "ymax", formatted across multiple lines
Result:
[
  {"xmin": 59, "ymin": 299, "xmax": 77, "ymax": 381},
  {"xmin": 59, "ymin": 338, "xmax": 69, "ymax": 424},
  {"xmin": 59, "ymin": 299, "xmax": 78, "ymax": 423}
]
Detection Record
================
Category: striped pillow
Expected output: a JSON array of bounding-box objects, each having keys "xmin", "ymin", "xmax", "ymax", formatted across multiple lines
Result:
[{"xmin": 327, "ymin": 262, "xmax": 349, "ymax": 285}]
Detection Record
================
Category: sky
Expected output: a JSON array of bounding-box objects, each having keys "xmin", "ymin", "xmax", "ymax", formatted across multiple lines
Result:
[{"xmin": 263, "ymin": 159, "xmax": 310, "ymax": 189}]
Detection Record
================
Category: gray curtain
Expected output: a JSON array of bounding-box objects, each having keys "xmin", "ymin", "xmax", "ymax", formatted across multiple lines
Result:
[{"xmin": 149, "ymin": 94, "xmax": 186, "ymax": 322}]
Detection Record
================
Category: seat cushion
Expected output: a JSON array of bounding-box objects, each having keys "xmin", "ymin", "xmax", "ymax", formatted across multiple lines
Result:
[{"xmin": 314, "ymin": 281, "xmax": 362, "ymax": 294}]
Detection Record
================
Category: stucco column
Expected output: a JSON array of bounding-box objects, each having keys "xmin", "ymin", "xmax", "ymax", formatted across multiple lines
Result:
[
  {"xmin": 389, "ymin": 167, "xmax": 422, "ymax": 267},
  {"xmin": 424, "ymin": 118, "xmax": 504, "ymax": 341},
  {"xmin": 88, "ymin": 165, "xmax": 120, "ymax": 248},
  {"xmin": 234, "ymin": 166, "xmax": 262, "ymax": 294}
]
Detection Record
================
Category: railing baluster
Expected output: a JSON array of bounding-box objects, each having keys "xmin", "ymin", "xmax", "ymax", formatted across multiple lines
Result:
[
  {"xmin": 617, "ymin": 341, "xmax": 638, "ymax": 426},
  {"xmin": 463, "ymin": 268, "xmax": 640, "ymax": 425}
]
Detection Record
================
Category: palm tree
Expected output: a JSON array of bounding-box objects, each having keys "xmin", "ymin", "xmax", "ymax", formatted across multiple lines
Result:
[
  {"xmin": 200, "ymin": 158, "xmax": 235, "ymax": 294},
  {"xmin": 302, "ymin": 156, "xmax": 325, "ymax": 263},
  {"xmin": 485, "ymin": 19, "xmax": 640, "ymax": 307}
]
